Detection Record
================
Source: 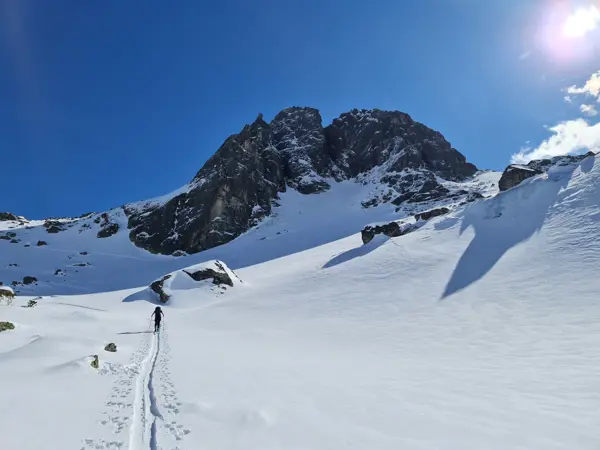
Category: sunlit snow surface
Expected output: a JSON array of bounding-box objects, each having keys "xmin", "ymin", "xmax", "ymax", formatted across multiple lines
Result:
[{"xmin": 1, "ymin": 158, "xmax": 599, "ymax": 449}]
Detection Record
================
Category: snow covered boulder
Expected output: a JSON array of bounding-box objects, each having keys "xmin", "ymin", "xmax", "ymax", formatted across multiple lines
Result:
[
  {"xmin": 148, "ymin": 260, "xmax": 241, "ymax": 303},
  {"xmin": 0, "ymin": 285, "xmax": 15, "ymax": 299},
  {"xmin": 498, "ymin": 165, "xmax": 543, "ymax": 191}
]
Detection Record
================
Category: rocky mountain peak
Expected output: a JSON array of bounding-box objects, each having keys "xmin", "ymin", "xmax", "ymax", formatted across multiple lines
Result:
[{"xmin": 126, "ymin": 106, "xmax": 481, "ymax": 255}]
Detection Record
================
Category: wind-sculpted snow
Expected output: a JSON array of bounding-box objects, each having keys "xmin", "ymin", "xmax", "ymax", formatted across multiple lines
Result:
[{"xmin": 0, "ymin": 154, "xmax": 599, "ymax": 449}]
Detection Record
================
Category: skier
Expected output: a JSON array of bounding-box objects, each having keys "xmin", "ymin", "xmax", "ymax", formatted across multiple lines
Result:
[{"xmin": 151, "ymin": 306, "xmax": 164, "ymax": 333}]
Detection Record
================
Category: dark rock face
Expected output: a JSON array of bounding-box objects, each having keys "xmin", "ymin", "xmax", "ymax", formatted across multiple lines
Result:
[
  {"xmin": 414, "ymin": 207, "xmax": 450, "ymax": 221},
  {"xmin": 150, "ymin": 275, "xmax": 172, "ymax": 303},
  {"xmin": 271, "ymin": 107, "xmax": 334, "ymax": 194},
  {"xmin": 498, "ymin": 165, "xmax": 543, "ymax": 191},
  {"xmin": 128, "ymin": 115, "xmax": 286, "ymax": 255},
  {"xmin": 183, "ymin": 261, "xmax": 233, "ymax": 287},
  {"xmin": 37, "ymin": 241, "xmax": 48, "ymax": 247},
  {"xmin": 126, "ymin": 107, "xmax": 479, "ymax": 255},
  {"xmin": 0, "ymin": 212, "xmax": 18, "ymax": 221},
  {"xmin": 325, "ymin": 109, "xmax": 477, "ymax": 180}
]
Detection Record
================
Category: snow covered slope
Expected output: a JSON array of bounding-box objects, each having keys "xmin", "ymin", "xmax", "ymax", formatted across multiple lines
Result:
[
  {"xmin": 0, "ymin": 153, "xmax": 599, "ymax": 449},
  {"xmin": 0, "ymin": 170, "xmax": 499, "ymax": 296}
]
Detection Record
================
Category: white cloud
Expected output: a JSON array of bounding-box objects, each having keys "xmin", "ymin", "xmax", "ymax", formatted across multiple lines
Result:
[
  {"xmin": 581, "ymin": 104, "xmax": 598, "ymax": 116},
  {"xmin": 511, "ymin": 118, "xmax": 600, "ymax": 164},
  {"xmin": 567, "ymin": 71, "xmax": 600, "ymax": 99},
  {"xmin": 562, "ymin": 5, "xmax": 600, "ymax": 38},
  {"xmin": 564, "ymin": 95, "xmax": 573, "ymax": 103}
]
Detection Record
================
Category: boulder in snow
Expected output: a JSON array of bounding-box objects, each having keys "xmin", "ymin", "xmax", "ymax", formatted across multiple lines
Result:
[
  {"xmin": 362, "ymin": 222, "xmax": 401, "ymax": 244},
  {"xmin": 148, "ymin": 260, "xmax": 241, "ymax": 304},
  {"xmin": 183, "ymin": 260, "xmax": 234, "ymax": 287},
  {"xmin": 37, "ymin": 240, "xmax": 48, "ymax": 247},
  {"xmin": 90, "ymin": 355, "xmax": 99, "ymax": 369},
  {"xmin": 104, "ymin": 343, "xmax": 117, "ymax": 352},
  {"xmin": 498, "ymin": 165, "xmax": 543, "ymax": 191},
  {"xmin": 361, "ymin": 221, "xmax": 419, "ymax": 245},
  {"xmin": 414, "ymin": 207, "xmax": 450, "ymax": 221},
  {"xmin": 0, "ymin": 286, "xmax": 15, "ymax": 298},
  {"xmin": 0, "ymin": 321, "xmax": 15, "ymax": 332},
  {"xmin": 150, "ymin": 275, "xmax": 173, "ymax": 303},
  {"xmin": 22, "ymin": 276, "xmax": 38, "ymax": 285}
]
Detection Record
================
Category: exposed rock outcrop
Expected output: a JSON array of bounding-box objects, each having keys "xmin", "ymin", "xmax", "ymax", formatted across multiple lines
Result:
[
  {"xmin": 97, "ymin": 223, "xmax": 119, "ymax": 238},
  {"xmin": 150, "ymin": 275, "xmax": 172, "ymax": 303},
  {"xmin": 44, "ymin": 220, "xmax": 66, "ymax": 234},
  {"xmin": 499, "ymin": 152, "xmax": 596, "ymax": 191},
  {"xmin": 360, "ymin": 221, "xmax": 420, "ymax": 245},
  {"xmin": 183, "ymin": 260, "xmax": 234, "ymax": 287},
  {"xmin": 126, "ymin": 107, "xmax": 479, "ymax": 255},
  {"xmin": 0, "ymin": 321, "xmax": 15, "ymax": 332},
  {"xmin": 414, "ymin": 207, "xmax": 450, "ymax": 221},
  {"xmin": 0, "ymin": 212, "xmax": 18, "ymax": 221},
  {"xmin": 145, "ymin": 260, "xmax": 241, "ymax": 304},
  {"xmin": 22, "ymin": 276, "xmax": 38, "ymax": 285},
  {"xmin": 498, "ymin": 165, "xmax": 543, "ymax": 191},
  {"xmin": 127, "ymin": 114, "xmax": 286, "ymax": 255},
  {"xmin": 96, "ymin": 213, "xmax": 120, "ymax": 238},
  {"xmin": 0, "ymin": 286, "xmax": 15, "ymax": 298}
]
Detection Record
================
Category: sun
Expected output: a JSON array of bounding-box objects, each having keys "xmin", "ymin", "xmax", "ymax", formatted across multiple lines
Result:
[{"xmin": 562, "ymin": 4, "xmax": 600, "ymax": 38}]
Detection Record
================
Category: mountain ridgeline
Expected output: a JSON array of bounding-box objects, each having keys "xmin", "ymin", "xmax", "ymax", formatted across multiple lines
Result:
[{"xmin": 123, "ymin": 107, "xmax": 479, "ymax": 255}]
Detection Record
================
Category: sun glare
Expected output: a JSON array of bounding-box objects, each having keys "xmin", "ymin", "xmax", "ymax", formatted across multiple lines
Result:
[
  {"xmin": 535, "ymin": 2, "xmax": 600, "ymax": 63},
  {"xmin": 562, "ymin": 4, "xmax": 600, "ymax": 38}
]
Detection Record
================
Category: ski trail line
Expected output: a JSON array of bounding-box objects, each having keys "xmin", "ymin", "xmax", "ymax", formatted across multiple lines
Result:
[{"xmin": 128, "ymin": 329, "xmax": 162, "ymax": 450}]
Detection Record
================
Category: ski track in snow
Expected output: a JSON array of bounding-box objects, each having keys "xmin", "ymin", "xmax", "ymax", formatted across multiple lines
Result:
[{"xmin": 82, "ymin": 325, "xmax": 189, "ymax": 450}]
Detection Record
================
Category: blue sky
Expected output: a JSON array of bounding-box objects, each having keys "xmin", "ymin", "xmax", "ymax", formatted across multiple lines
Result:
[{"xmin": 1, "ymin": 0, "xmax": 599, "ymax": 218}]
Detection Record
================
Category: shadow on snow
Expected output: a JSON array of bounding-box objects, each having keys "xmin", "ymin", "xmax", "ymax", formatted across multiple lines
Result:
[
  {"xmin": 441, "ymin": 167, "xmax": 574, "ymax": 300},
  {"xmin": 322, "ymin": 236, "xmax": 388, "ymax": 269}
]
